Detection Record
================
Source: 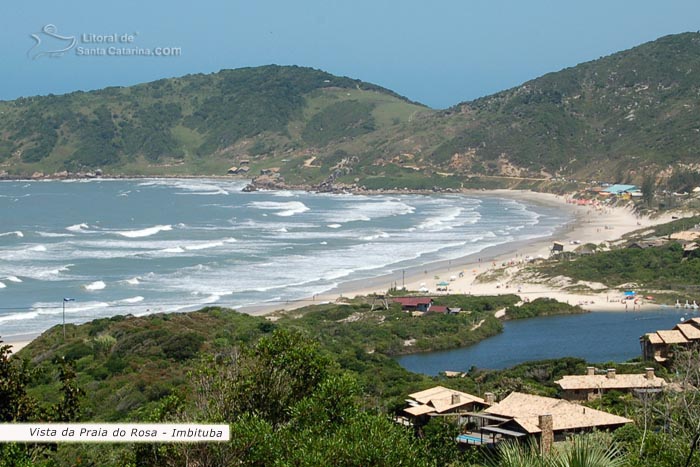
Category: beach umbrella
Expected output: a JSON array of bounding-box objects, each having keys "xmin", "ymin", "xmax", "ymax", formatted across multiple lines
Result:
[
  {"xmin": 437, "ymin": 281, "xmax": 449, "ymax": 287},
  {"xmin": 449, "ymin": 275, "xmax": 457, "ymax": 281}
]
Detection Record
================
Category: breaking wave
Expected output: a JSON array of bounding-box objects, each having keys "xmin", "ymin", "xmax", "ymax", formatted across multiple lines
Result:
[
  {"xmin": 84, "ymin": 280, "xmax": 106, "ymax": 291},
  {"xmin": 115, "ymin": 225, "xmax": 173, "ymax": 238},
  {"xmin": 249, "ymin": 201, "xmax": 310, "ymax": 217}
]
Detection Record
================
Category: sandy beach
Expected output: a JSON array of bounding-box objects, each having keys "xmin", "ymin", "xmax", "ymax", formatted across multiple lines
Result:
[
  {"xmin": 3, "ymin": 334, "xmax": 38, "ymax": 354},
  {"xmin": 241, "ymin": 190, "xmax": 683, "ymax": 316},
  {"xmin": 8, "ymin": 189, "xmax": 688, "ymax": 353}
]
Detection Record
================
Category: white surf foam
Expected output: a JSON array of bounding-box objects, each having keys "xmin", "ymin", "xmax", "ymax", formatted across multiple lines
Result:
[
  {"xmin": 0, "ymin": 282, "xmax": 5, "ymax": 289},
  {"xmin": 125, "ymin": 277, "xmax": 141, "ymax": 285},
  {"xmin": 184, "ymin": 241, "xmax": 224, "ymax": 251},
  {"xmin": 5, "ymin": 276, "xmax": 22, "ymax": 283},
  {"xmin": 0, "ymin": 301, "xmax": 111, "ymax": 325},
  {"xmin": 327, "ymin": 224, "xmax": 342, "ymax": 229},
  {"xmin": 36, "ymin": 231, "xmax": 74, "ymax": 238},
  {"xmin": 0, "ymin": 231, "xmax": 23, "ymax": 238},
  {"xmin": 272, "ymin": 190, "xmax": 297, "ymax": 198},
  {"xmin": 115, "ymin": 224, "xmax": 172, "ymax": 238},
  {"xmin": 119, "ymin": 296, "xmax": 144, "ymax": 304},
  {"xmin": 0, "ymin": 310, "xmax": 38, "ymax": 323},
  {"xmin": 66, "ymin": 223, "xmax": 89, "ymax": 232},
  {"xmin": 160, "ymin": 246, "xmax": 185, "ymax": 254},
  {"xmin": 249, "ymin": 201, "xmax": 310, "ymax": 217},
  {"xmin": 138, "ymin": 179, "xmax": 239, "ymax": 195},
  {"xmin": 29, "ymin": 245, "xmax": 47, "ymax": 252},
  {"xmin": 327, "ymin": 200, "xmax": 415, "ymax": 223},
  {"xmin": 40, "ymin": 264, "xmax": 73, "ymax": 278},
  {"xmin": 360, "ymin": 231, "xmax": 390, "ymax": 241},
  {"xmin": 166, "ymin": 246, "xmax": 186, "ymax": 254},
  {"xmin": 8, "ymin": 264, "xmax": 74, "ymax": 282},
  {"xmin": 84, "ymin": 280, "xmax": 106, "ymax": 291},
  {"xmin": 417, "ymin": 207, "xmax": 463, "ymax": 231}
]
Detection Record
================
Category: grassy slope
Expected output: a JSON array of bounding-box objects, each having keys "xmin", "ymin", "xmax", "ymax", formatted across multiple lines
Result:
[
  {"xmin": 361, "ymin": 32, "xmax": 700, "ymax": 186},
  {"xmin": 13, "ymin": 293, "xmax": 601, "ymax": 423},
  {"xmin": 3, "ymin": 33, "xmax": 700, "ymax": 189},
  {"xmin": 330, "ymin": 32, "xmax": 700, "ymax": 190},
  {"xmin": 13, "ymin": 295, "xmax": 513, "ymax": 421},
  {"xmin": 0, "ymin": 65, "xmax": 428, "ymax": 177}
]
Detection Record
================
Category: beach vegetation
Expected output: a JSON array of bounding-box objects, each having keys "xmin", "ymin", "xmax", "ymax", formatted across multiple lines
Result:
[
  {"xmin": 504, "ymin": 298, "xmax": 586, "ymax": 320},
  {"xmin": 485, "ymin": 433, "xmax": 626, "ymax": 467},
  {"xmin": 4, "ymin": 295, "xmax": 698, "ymax": 466},
  {"xmin": 538, "ymin": 241, "xmax": 700, "ymax": 292}
]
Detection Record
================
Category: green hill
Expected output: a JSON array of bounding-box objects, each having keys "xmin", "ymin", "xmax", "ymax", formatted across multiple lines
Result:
[
  {"xmin": 426, "ymin": 32, "xmax": 700, "ymax": 181},
  {"xmin": 0, "ymin": 65, "xmax": 428, "ymax": 177},
  {"xmin": 3, "ymin": 33, "xmax": 700, "ymax": 190},
  {"xmin": 290, "ymin": 31, "xmax": 700, "ymax": 191}
]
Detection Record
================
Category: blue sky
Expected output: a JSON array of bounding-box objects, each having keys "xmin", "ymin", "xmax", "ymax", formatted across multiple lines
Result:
[{"xmin": 3, "ymin": 0, "xmax": 700, "ymax": 108}]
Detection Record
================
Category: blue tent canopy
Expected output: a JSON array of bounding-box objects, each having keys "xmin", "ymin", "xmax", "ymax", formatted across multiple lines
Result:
[{"xmin": 624, "ymin": 291, "xmax": 636, "ymax": 296}]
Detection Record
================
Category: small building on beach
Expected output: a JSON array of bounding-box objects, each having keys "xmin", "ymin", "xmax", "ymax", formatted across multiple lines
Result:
[
  {"xmin": 392, "ymin": 297, "xmax": 434, "ymax": 312},
  {"xmin": 555, "ymin": 367, "xmax": 666, "ymax": 402}
]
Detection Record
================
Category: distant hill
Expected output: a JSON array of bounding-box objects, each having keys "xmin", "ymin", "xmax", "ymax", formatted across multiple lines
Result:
[
  {"xmin": 3, "ymin": 33, "xmax": 700, "ymax": 190},
  {"xmin": 0, "ymin": 65, "xmax": 428, "ymax": 178},
  {"xmin": 424, "ymin": 32, "xmax": 700, "ymax": 183}
]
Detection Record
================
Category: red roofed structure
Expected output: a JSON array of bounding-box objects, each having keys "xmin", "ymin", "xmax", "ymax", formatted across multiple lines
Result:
[{"xmin": 392, "ymin": 297, "xmax": 433, "ymax": 312}]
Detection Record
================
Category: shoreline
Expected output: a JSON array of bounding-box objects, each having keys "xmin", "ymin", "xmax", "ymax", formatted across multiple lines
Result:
[
  {"xmin": 239, "ymin": 190, "xmax": 683, "ymax": 316},
  {"xmin": 3, "ymin": 333, "xmax": 40, "ymax": 354},
  {"xmin": 6, "ymin": 186, "xmax": 688, "ymax": 353}
]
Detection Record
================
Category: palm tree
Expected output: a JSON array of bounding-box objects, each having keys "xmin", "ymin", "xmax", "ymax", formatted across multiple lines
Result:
[
  {"xmin": 550, "ymin": 434, "xmax": 626, "ymax": 467},
  {"xmin": 484, "ymin": 434, "xmax": 626, "ymax": 467}
]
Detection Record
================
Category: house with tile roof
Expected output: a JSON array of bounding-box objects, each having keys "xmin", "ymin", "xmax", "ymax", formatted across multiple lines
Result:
[
  {"xmin": 392, "ymin": 297, "xmax": 433, "ymax": 312},
  {"xmin": 555, "ymin": 367, "xmax": 666, "ymax": 402},
  {"xmin": 641, "ymin": 317, "xmax": 700, "ymax": 363},
  {"xmin": 400, "ymin": 386, "xmax": 489, "ymax": 427},
  {"xmin": 480, "ymin": 392, "xmax": 632, "ymax": 451}
]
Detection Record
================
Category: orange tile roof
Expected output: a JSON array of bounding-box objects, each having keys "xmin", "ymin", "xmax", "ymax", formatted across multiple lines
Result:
[
  {"xmin": 657, "ymin": 330, "xmax": 689, "ymax": 344},
  {"xmin": 484, "ymin": 392, "xmax": 631, "ymax": 434}
]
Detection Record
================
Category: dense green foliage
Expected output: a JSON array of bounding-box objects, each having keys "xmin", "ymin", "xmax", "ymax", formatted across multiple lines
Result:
[
  {"xmin": 433, "ymin": 33, "xmax": 700, "ymax": 179},
  {"xmin": 539, "ymin": 242, "xmax": 700, "ymax": 290},
  {"xmin": 505, "ymin": 298, "xmax": 586, "ymax": 320},
  {"xmin": 0, "ymin": 340, "xmax": 83, "ymax": 466},
  {"xmin": 302, "ymin": 100, "xmax": 376, "ymax": 145},
  {"xmin": 485, "ymin": 434, "xmax": 626, "ymax": 467},
  {"xmin": 0, "ymin": 65, "xmax": 425, "ymax": 177},
  {"xmin": 4, "ymin": 294, "xmax": 699, "ymax": 465},
  {"xmin": 277, "ymin": 300, "xmax": 506, "ymax": 355},
  {"xmin": 17, "ymin": 297, "xmax": 518, "ymax": 423}
]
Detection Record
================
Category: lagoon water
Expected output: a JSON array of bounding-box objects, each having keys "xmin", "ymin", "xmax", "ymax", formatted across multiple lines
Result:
[
  {"xmin": 0, "ymin": 179, "xmax": 570, "ymax": 338},
  {"xmin": 398, "ymin": 309, "xmax": 692, "ymax": 374}
]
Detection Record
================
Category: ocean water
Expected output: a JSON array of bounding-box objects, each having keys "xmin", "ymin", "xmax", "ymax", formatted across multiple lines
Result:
[{"xmin": 0, "ymin": 179, "xmax": 569, "ymax": 337}]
